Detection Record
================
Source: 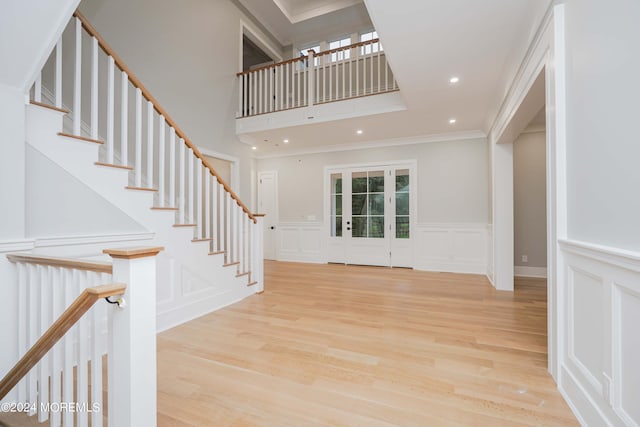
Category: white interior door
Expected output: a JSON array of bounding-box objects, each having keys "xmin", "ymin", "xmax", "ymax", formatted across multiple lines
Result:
[
  {"xmin": 258, "ymin": 171, "xmax": 277, "ymax": 260},
  {"xmin": 327, "ymin": 164, "xmax": 414, "ymax": 267}
]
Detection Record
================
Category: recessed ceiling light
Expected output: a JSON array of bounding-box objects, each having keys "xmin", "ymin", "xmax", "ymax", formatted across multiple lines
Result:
[
  {"xmin": 356, "ymin": 130, "xmax": 363, "ymax": 135},
  {"xmin": 283, "ymin": 139, "xmax": 289, "ymax": 144},
  {"xmin": 449, "ymin": 118, "xmax": 457, "ymax": 124},
  {"xmin": 251, "ymin": 146, "xmax": 257, "ymax": 150},
  {"xmin": 449, "ymin": 76, "xmax": 460, "ymax": 84}
]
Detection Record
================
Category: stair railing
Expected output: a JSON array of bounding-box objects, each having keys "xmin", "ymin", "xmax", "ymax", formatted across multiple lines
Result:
[
  {"xmin": 236, "ymin": 38, "xmax": 399, "ymax": 117},
  {"xmin": 1, "ymin": 247, "xmax": 162, "ymax": 427},
  {"xmin": 30, "ymin": 11, "xmax": 262, "ymax": 286}
]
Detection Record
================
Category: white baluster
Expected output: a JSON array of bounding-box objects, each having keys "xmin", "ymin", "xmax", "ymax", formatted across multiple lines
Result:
[
  {"xmin": 225, "ymin": 192, "xmax": 231, "ymax": 262},
  {"xmin": 158, "ymin": 116, "xmax": 166, "ymax": 207},
  {"xmin": 146, "ymin": 101, "xmax": 154, "ymax": 189},
  {"xmin": 73, "ymin": 17, "xmax": 82, "ymax": 136},
  {"xmin": 27, "ymin": 264, "xmax": 38, "ymax": 414},
  {"xmin": 329, "ymin": 54, "xmax": 333, "ymax": 102},
  {"xmin": 304, "ymin": 61, "xmax": 308, "ymax": 105},
  {"xmin": 285, "ymin": 62, "xmax": 290, "ymax": 109},
  {"xmin": 196, "ymin": 158, "xmax": 203, "ymax": 238},
  {"xmin": 107, "ymin": 57, "xmax": 115, "ymax": 164},
  {"xmin": 235, "ymin": 205, "xmax": 241, "ymax": 269},
  {"xmin": 243, "ymin": 74, "xmax": 248, "ymax": 117},
  {"xmin": 349, "ymin": 58, "xmax": 353, "ymax": 98},
  {"xmin": 205, "ymin": 169, "xmax": 210, "ymax": 243},
  {"xmin": 377, "ymin": 48, "xmax": 381, "ymax": 93},
  {"xmin": 269, "ymin": 67, "xmax": 274, "ymax": 112},
  {"xmin": 179, "ymin": 139, "xmax": 185, "ymax": 223},
  {"xmin": 212, "ymin": 177, "xmax": 219, "ymax": 253},
  {"xmin": 278, "ymin": 65, "xmax": 283, "ymax": 110},
  {"xmin": 342, "ymin": 56, "xmax": 346, "ymax": 100},
  {"xmin": 188, "ymin": 150, "xmax": 194, "ymax": 223},
  {"xmin": 370, "ymin": 48, "xmax": 374, "ymax": 94},
  {"xmin": 384, "ymin": 53, "xmax": 389, "ymax": 91},
  {"xmin": 248, "ymin": 74, "xmax": 253, "ymax": 116},
  {"xmin": 16, "ymin": 263, "xmax": 26, "ymax": 402},
  {"xmin": 77, "ymin": 271, "xmax": 89, "ymax": 427},
  {"xmin": 34, "ymin": 73, "xmax": 42, "ymax": 102},
  {"xmin": 237, "ymin": 74, "xmax": 242, "ymax": 117},
  {"xmin": 169, "ymin": 128, "xmax": 176, "ymax": 208},
  {"xmin": 91, "ymin": 272, "xmax": 104, "ymax": 427},
  {"xmin": 37, "ymin": 265, "xmax": 50, "ymax": 423},
  {"xmin": 258, "ymin": 70, "xmax": 262, "ymax": 114},
  {"xmin": 50, "ymin": 267, "xmax": 63, "ymax": 427},
  {"xmin": 135, "ymin": 88, "xmax": 142, "ymax": 187},
  {"xmin": 55, "ymin": 40, "xmax": 62, "ymax": 108},
  {"xmin": 356, "ymin": 51, "xmax": 360, "ymax": 96},
  {"xmin": 91, "ymin": 37, "xmax": 99, "ymax": 140},
  {"xmin": 62, "ymin": 269, "xmax": 74, "ymax": 427},
  {"xmin": 248, "ymin": 217, "xmax": 253, "ymax": 280},
  {"xmin": 120, "ymin": 71, "xmax": 129, "ymax": 166}
]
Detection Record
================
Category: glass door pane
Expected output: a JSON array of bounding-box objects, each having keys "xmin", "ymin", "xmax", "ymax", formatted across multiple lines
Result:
[
  {"xmin": 395, "ymin": 169, "xmax": 410, "ymax": 239},
  {"xmin": 330, "ymin": 173, "xmax": 343, "ymax": 237},
  {"xmin": 351, "ymin": 170, "xmax": 384, "ymax": 238}
]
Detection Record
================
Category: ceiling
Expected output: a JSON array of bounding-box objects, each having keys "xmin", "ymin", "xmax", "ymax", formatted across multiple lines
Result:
[
  {"xmin": 239, "ymin": 0, "xmax": 552, "ymax": 157},
  {"xmin": 236, "ymin": 0, "xmax": 372, "ymax": 47}
]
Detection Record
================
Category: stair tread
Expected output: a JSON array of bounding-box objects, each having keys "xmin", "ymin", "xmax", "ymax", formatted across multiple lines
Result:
[
  {"xmin": 95, "ymin": 161, "xmax": 133, "ymax": 170},
  {"xmin": 192, "ymin": 238, "xmax": 213, "ymax": 242},
  {"xmin": 30, "ymin": 100, "xmax": 70, "ymax": 114},
  {"xmin": 209, "ymin": 251, "xmax": 225, "ymax": 256},
  {"xmin": 247, "ymin": 281, "xmax": 258, "ymax": 287},
  {"xmin": 223, "ymin": 261, "xmax": 240, "ymax": 267},
  {"xmin": 58, "ymin": 132, "xmax": 104, "ymax": 145},
  {"xmin": 125, "ymin": 186, "xmax": 158, "ymax": 192},
  {"xmin": 151, "ymin": 206, "xmax": 179, "ymax": 211},
  {"xmin": 236, "ymin": 272, "xmax": 250, "ymax": 277},
  {"xmin": 173, "ymin": 223, "xmax": 197, "ymax": 227}
]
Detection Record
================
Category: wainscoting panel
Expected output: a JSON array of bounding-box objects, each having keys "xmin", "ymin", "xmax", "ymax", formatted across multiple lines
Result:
[
  {"xmin": 559, "ymin": 239, "xmax": 640, "ymax": 427},
  {"xmin": 277, "ymin": 222, "xmax": 325, "ymax": 263},
  {"xmin": 414, "ymin": 224, "xmax": 487, "ymax": 274}
]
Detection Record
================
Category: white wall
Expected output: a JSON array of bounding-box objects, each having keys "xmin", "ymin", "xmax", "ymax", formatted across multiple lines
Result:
[
  {"xmin": 513, "ymin": 130, "xmax": 546, "ymax": 270},
  {"xmin": 564, "ymin": 0, "xmax": 640, "ymax": 252},
  {"xmin": 559, "ymin": 1, "xmax": 640, "ymax": 425},
  {"xmin": 257, "ymin": 137, "xmax": 489, "ymax": 223},
  {"xmin": 25, "ymin": 145, "xmax": 146, "ymax": 237},
  {"xmin": 77, "ymin": 0, "xmax": 277, "ymax": 207}
]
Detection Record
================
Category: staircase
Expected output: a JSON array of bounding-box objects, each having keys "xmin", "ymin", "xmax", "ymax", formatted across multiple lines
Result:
[{"xmin": 24, "ymin": 11, "xmax": 264, "ymax": 332}]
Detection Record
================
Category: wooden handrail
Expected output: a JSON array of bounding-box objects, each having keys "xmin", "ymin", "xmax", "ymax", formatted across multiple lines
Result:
[
  {"xmin": 73, "ymin": 11, "xmax": 256, "ymax": 223},
  {"xmin": 0, "ymin": 283, "xmax": 127, "ymax": 400},
  {"xmin": 236, "ymin": 38, "xmax": 382, "ymax": 76},
  {"xmin": 6, "ymin": 253, "xmax": 113, "ymax": 274}
]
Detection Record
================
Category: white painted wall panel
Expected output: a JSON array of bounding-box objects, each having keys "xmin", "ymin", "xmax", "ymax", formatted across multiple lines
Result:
[
  {"xmin": 619, "ymin": 288, "xmax": 640, "ymax": 425},
  {"xmin": 570, "ymin": 268, "xmax": 603, "ymax": 386}
]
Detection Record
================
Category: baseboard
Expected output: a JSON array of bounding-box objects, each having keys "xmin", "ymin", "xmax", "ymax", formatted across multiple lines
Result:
[
  {"xmin": 514, "ymin": 266, "xmax": 547, "ymax": 278},
  {"xmin": 414, "ymin": 261, "xmax": 486, "ymax": 275}
]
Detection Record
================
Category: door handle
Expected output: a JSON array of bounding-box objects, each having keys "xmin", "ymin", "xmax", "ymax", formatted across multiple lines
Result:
[
  {"xmin": 270, "ymin": 226, "xmax": 276, "ymax": 230},
  {"xmin": 346, "ymin": 227, "xmax": 351, "ymax": 231}
]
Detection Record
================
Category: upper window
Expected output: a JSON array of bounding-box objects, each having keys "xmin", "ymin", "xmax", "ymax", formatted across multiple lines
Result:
[
  {"xmin": 360, "ymin": 31, "xmax": 383, "ymax": 55},
  {"xmin": 329, "ymin": 37, "xmax": 351, "ymax": 62}
]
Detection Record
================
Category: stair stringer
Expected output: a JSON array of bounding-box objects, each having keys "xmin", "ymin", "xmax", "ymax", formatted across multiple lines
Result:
[{"xmin": 25, "ymin": 103, "xmax": 255, "ymax": 332}]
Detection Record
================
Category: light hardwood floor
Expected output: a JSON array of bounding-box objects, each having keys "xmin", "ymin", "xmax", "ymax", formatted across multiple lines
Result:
[{"xmin": 156, "ymin": 261, "xmax": 578, "ymax": 427}]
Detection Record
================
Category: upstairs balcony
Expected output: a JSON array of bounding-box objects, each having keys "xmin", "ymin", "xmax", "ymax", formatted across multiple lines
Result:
[{"xmin": 235, "ymin": 38, "xmax": 406, "ymax": 135}]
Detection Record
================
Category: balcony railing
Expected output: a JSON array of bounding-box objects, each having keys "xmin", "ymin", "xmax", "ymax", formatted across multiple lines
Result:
[{"xmin": 236, "ymin": 38, "xmax": 399, "ymax": 118}]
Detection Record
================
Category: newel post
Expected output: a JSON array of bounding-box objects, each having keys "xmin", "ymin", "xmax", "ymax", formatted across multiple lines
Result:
[
  {"xmin": 103, "ymin": 246, "xmax": 163, "ymax": 427},
  {"xmin": 308, "ymin": 50, "xmax": 316, "ymax": 107},
  {"xmin": 252, "ymin": 215, "xmax": 265, "ymax": 293}
]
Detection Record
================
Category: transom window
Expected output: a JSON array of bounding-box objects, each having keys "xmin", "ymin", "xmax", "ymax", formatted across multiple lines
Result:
[
  {"xmin": 360, "ymin": 30, "xmax": 383, "ymax": 55},
  {"xmin": 329, "ymin": 37, "xmax": 351, "ymax": 62}
]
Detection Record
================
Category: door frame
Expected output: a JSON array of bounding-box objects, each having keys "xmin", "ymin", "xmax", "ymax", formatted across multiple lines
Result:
[
  {"xmin": 258, "ymin": 170, "xmax": 278, "ymax": 260},
  {"xmin": 323, "ymin": 159, "xmax": 417, "ymax": 267}
]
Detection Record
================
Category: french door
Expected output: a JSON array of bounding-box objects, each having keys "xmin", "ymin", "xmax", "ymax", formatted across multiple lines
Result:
[{"xmin": 327, "ymin": 163, "xmax": 414, "ymax": 267}]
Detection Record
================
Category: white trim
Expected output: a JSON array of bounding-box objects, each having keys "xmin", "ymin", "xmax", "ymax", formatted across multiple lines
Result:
[
  {"xmin": 514, "ymin": 266, "xmax": 547, "ymax": 278},
  {"xmin": 0, "ymin": 240, "xmax": 35, "ymax": 253},
  {"xmin": 559, "ymin": 239, "xmax": 640, "ymax": 273},
  {"xmin": 35, "ymin": 232, "xmax": 155, "ymax": 248},
  {"xmin": 239, "ymin": 19, "xmax": 283, "ymax": 73},
  {"xmin": 257, "ymin": 131, "xmax": 485, "ymax": 159}
]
